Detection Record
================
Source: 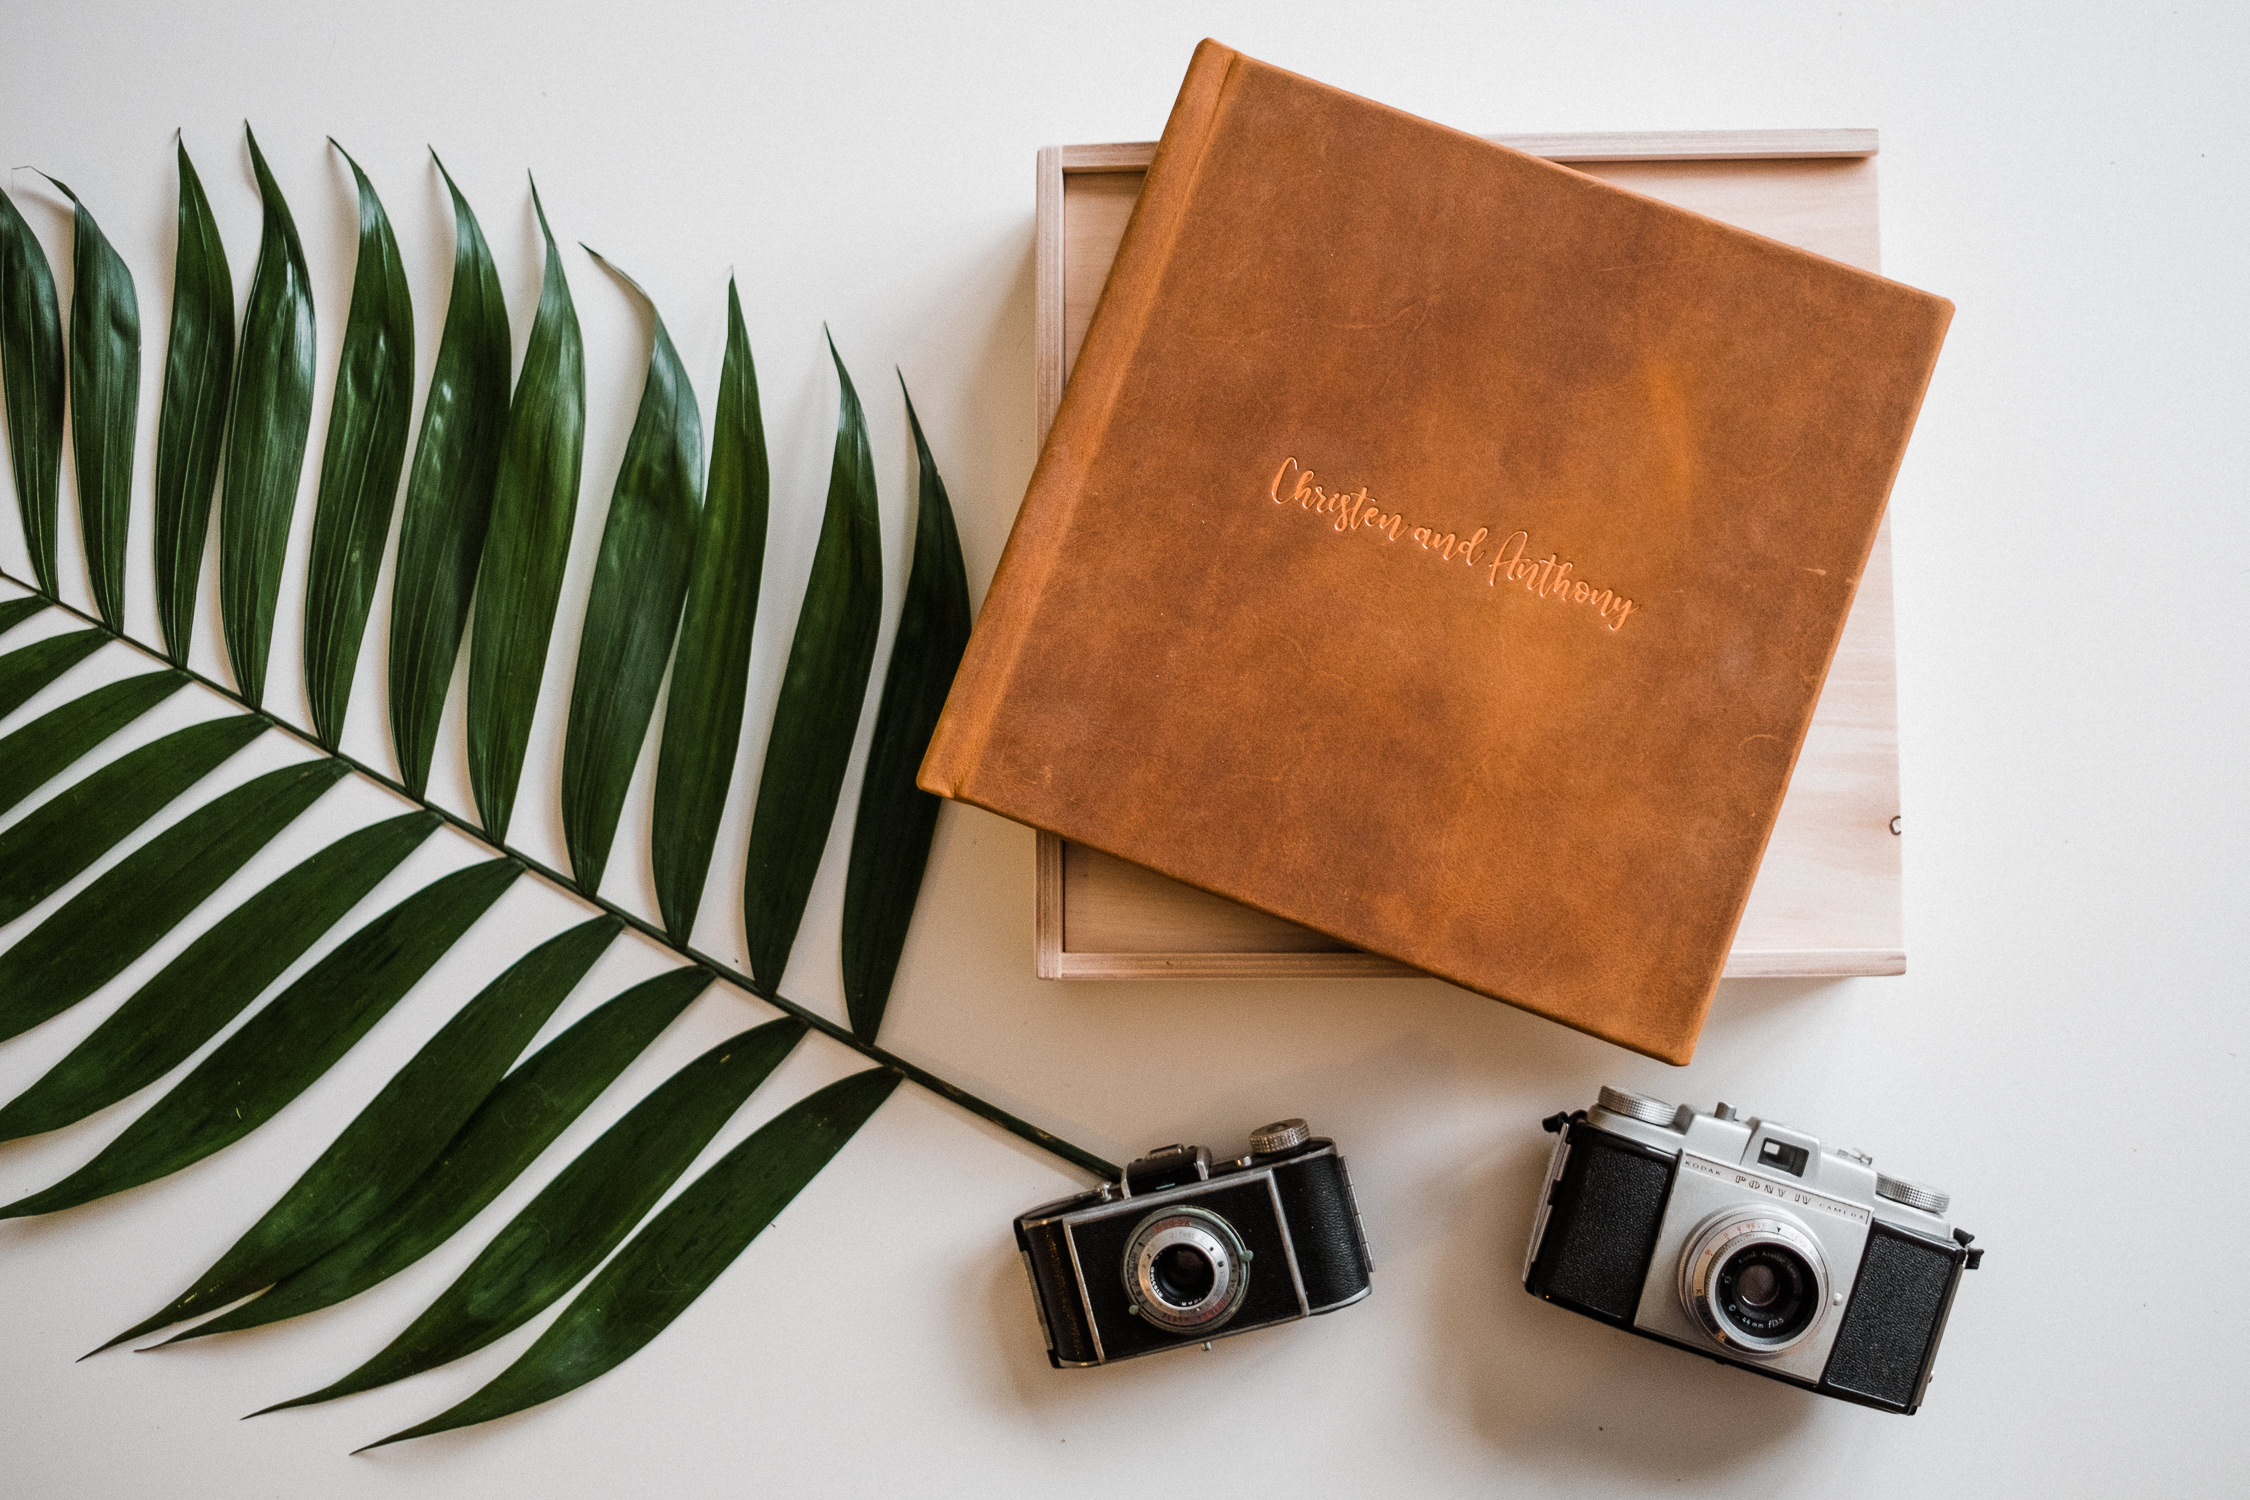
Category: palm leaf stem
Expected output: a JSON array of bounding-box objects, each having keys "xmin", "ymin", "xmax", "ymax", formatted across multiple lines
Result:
[{"xmin": 0, "ymin": 565, "xmax": 1118, "ymax": 1180}]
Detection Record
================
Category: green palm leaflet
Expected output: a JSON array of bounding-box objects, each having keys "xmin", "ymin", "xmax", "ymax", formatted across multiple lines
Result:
[
  {"xmin": 263, "ymin": 1016, "xmax": 804, "ymax": 1411},
  {"xmin": 218, "ymin": 125, "xmax": 316, "ymax": 706},
  {"xmin": 0, "ymin": 669, "xmax": 185, "ymax": 818},
  {"xmin": 368, "ymin": 1067, "xmax": 898, "ymax": 1447},
  {"xmin": 0, "ymin": 858, "xmax": 519, "ymax": 1224},
  {"xmin": 841, "ymin": 381, "xmax": 971, "ymax": 1039},
  {"xmin": 0, "ymin": 812, "xmax": 439, "ymax": 1145},
  {"xmin": 559, "ymin": 253, "xmax": 701, "ymax": 893},
  {"xmin": 0, "ymin": 596, "xmax": 49, "ymax": 636},
  {"xmin": 47, "ymin": 175, "xmax": 140, "ymax": 630},
  {"xmin": 301, "ymin": 142, "xmax": 414, "ymax": 749},
  {"xmin": 386, "ymin": 155, "xmax": 509, "ymax": 796},
  {"xmin": 0, "ymin": 186, "xmax": 64, "ymax": 593},
  {"xmin": 0, "ymin": 758, "xmax": 349, "ymax": 1044},
  {"xmin": 170, "ymin": 968, "xmax": 709, "ymax": 1344},
  {"xmin": 103, "ymin": 916, "xmax": 620, "ymax": 1350},
  {"xmin": 151, "ymin": 136, "xmax": 235, "ymax": 664},
  {"xmin": 742, "ymin": 333, "xmax": 882, "ymax": 995},
  {"xmin": 465, "ymin": 179, "xmax": 582, "ymax": 840},
  {"xmin": 0, "ymin": 628, "xmax": 105, "ymax": 719},
  {"xmin": 652, "ymin": 278, "xmax": 767, "ymax": 942},
  {"xmin": 0, "ymin": 715, "xmax": 266, "ymax": 927}
]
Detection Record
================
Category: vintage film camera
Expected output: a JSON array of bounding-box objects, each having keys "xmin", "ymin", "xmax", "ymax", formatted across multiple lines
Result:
[
  {"xmin": 1013, "ymin": 1119, "xmax": 1374, "ymax": 1366},
  {"xmin": 1524, "ymin": 1087, "xmax": 1982, "ymax": 1413}
]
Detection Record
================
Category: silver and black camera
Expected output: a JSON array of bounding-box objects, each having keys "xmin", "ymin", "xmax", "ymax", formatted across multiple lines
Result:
[
  {"xmin": 1014, "ymin": 1119, "xmax": 1374, "ymax": 1366},
  {"xmin": 1523, "ymin": 1087, "xmax": 1982, "ymax": 1413}
]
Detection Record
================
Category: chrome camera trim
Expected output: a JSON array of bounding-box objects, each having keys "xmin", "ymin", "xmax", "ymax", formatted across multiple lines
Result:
[
  {"xmin": 1123, "ymin": 1205, "xmax": 1251, "ymax": 1332},
  {"xmin": 1522, "ymin": 1129, "xmax": 1571, "ymax": 1285}
]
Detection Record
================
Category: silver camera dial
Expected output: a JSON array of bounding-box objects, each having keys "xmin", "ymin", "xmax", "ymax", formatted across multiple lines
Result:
[
  {"xmin": 1123, "ymin": 1205, "xmax": 1251, "ymax": 1333},
  {"xmin": 1678, "ymin": 1210, "xmax": 1832, "ymax": 1356},
  {"xmin": 1596, "ymin": 1086, "xmax": 1676, "ymax": 1126}
]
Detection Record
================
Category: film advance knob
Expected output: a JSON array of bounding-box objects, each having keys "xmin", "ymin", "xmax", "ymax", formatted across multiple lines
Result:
[
  {"xmin": 1875, "ymin": 1173, "xmax": 1951, "ymax": 1215},
  {"xmin": 1596, "ymin": 1086, "xmax": 1676, "ymax": 1126},
  {"xmin": 1249, "ymin": 1119, "xmax": 1312, "ymax": 1154}
]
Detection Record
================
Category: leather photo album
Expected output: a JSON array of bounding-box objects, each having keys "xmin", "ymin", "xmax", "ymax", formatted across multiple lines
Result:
[{"xmin": 920, "ymin": 40, "xmax": 1952, "ymax": 1062}]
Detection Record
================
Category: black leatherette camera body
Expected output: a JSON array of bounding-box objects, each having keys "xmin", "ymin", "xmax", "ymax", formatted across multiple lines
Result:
[{"xmin": 1015, "ymin": 1131, "xmax": 1372, "ymax": 1367}]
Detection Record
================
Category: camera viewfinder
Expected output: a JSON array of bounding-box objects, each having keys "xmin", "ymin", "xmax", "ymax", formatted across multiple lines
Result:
[{"xmin": 1756, "ymin": 1138, "xmax": 1810, "ymax": 1176}]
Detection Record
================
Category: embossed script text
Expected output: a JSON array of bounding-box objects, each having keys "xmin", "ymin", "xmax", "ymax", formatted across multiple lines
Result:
[{"xmin": 1269, "ymin": 458, "xmax": 1637, "ymax": 631}]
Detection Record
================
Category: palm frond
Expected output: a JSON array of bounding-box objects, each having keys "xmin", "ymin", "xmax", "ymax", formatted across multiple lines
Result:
[{"xmin": 0, "ymin": 134, "xmax": 1116, "ymax": 1449}]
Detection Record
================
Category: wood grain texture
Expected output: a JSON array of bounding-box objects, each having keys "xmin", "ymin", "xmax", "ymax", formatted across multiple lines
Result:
[{"xmin": 1034, "ymin": 130, "xmax": 1905, "ymax": 982}]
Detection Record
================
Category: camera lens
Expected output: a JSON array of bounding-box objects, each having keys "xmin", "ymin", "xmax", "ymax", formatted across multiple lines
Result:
[
  {"xmin": 1715, "ymin": 1244, "xmax": 1815, "ymax": 1340},
  {"xmin": 1122, "ymin": 1206, "xmax": 1251, "ymax": 1334},
  {"xmin": 1678, "ymin": 1212, "xmax": 1831, "ymax": 1355},
  {"xmin": 1152, "ymin": 1244, "xmax": 1217, "ymax": 1306}
]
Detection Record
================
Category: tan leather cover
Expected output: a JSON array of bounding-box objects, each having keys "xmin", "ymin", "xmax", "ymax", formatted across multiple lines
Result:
[{"xmin": 921, "ymin": 41, "xmax": 1951, "ymax": 1062}]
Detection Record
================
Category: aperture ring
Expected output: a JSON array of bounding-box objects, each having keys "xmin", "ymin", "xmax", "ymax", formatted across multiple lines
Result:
[
  {"xmin": 1678, "ymin": 1212, "xmax": 1831, "ymax": 1356},
  {"xmin": 1123, "ymin": 1206, "xmax": 1251, "ymax": 1334}
]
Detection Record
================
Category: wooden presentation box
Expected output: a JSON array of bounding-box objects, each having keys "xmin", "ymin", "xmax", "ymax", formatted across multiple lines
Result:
[{"xmin": 1031, "ymin": 130, "xmax": 1905, "ymax": 983}]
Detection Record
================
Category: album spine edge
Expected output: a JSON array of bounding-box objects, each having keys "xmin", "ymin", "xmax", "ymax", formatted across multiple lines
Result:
[{"xmin": 919, "ymin": 39, "xmax": 1241, "ymax": 799}]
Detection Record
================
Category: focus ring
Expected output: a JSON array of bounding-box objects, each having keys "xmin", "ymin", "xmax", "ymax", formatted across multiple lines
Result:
[
  {"xmin": 1677, "ymin": 1212, "xmax": 1831, "ymax": 1356},
  {"xmin": 1122, "ymin": 1206, "xmax": 1250, "ymax": 1334}
]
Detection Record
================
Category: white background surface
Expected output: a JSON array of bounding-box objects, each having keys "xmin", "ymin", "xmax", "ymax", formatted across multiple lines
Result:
[{"xmin": 0, "ymin": 1, "xmax": 2244, "ymax": 1494}]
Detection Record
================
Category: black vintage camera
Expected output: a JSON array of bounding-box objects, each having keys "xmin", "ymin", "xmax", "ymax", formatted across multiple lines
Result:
[
  {"xmin": 1524, "ymin": 1087, "xmax": 1983, "ymax": 1413},
  {"xmin": 1013, "ymin": 1119, "xmax": 1373, "ymax": 1366}
]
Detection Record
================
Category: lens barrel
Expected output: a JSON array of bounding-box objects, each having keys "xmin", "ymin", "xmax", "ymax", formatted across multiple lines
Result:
[
  {"xmin": 1678, "ymin": 1212, "xmax": 1830, "ymax": 1355},
  {"xmin": 1123, "ymin": 1206, "xmax": 1251, "ymax": 1334},
  {"xmin": 1714, "ymin": 1243, "xmax": 1817, "ymax": 1341},
  {"xmin": 1153, "ymin": 1243, "xmax": 1217, "ymax": 1304}
]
